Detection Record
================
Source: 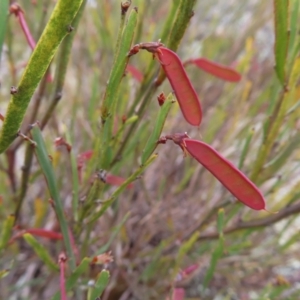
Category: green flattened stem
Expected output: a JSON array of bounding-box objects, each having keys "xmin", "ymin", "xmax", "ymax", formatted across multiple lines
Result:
[
  {"xmin": 51, "ymin": 257, "xmax": 91, "ymax": 300},
  {"xmin": 96, "ymin": 8, "xmax": 138, "ymax": 171},
  {"xmin": 31, "ymin": 126, "xmax": 75, "ymax": 271},
  {"xmin": 23, "ymin": 233, "xmax": 59, "ymax": 272},
  {"xmin": 273, "ymin": 0, "xmax": 290, "ymax": 85},
  {"xmin": 141, "ymin": 93, "xmax": 174, "ymax": 164},
  {"xmin": 101, "ymin": 8, "xmax": 138, "ymax": 120},
  {"xmin": 90, "ymin": 270, "xmax": 110, "ymax": 299},
  {"xmin": 0, "ymin": 0, "xmax": 83, "ymax": 153},
  {"xmin": 0, "ymin": 214, "xmax": 15, "ymax": 251}
]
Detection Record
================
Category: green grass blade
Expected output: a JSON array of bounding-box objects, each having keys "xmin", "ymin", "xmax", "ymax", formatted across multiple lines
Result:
[
  {"xmin": 90, "ymin": 270, "xmax": 110, "ymax": 299},
  {"xmin": 23, "ymin": 233, "xmax": 59, "ymax": 272},
  {"xmin": 31, "ymin": 126, "xmax": 75, "ymax": 271},
  {"xmin": 51, "ymin": 257, "xmax": 91, "ymax": 300},
  {"xmin": 273, "ymin": 0, "xmax": 290, "ymax": 85},
  {"xmin": 0, "ymin": 0, "xmax": 83, "ymax": 153},
  {"xmin": 0, "ymin": 0, "xmax": 9, "ymax": 63},
  {"xmin": 141, "ymin": 93, "xmax": 174, "ymax": 164}
]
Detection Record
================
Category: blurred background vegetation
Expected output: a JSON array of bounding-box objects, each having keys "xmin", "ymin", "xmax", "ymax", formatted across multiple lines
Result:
[{"xmin": 0, "ymin": 0, "xmax": 300, "ymax": 299}]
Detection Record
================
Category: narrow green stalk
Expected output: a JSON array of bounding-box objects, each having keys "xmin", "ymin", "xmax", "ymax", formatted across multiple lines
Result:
[
  {"xmin": 141, "ymin": 93, "xmax": 174, "ymax": 164},
  {"xmin": 31, "ymin": 126, "xmax": 76, "ymax": 271},
  {"xmin": 89, "ymin": 270, "xmax": 110, "ymax": 299},
  {"xmin": 101, "ymin": 8, "xmax": 138, "ymax": 121},
  {"xmin": 0, "ymin": 0, "xmax": 83, "ymax": 153},
  {"xmin": 84, "ymin": 9, "xmax": 138, "ymax": 211},
  {"xmin": 113, "ymin": 1, "xmax": 131, "ymax": 64}
]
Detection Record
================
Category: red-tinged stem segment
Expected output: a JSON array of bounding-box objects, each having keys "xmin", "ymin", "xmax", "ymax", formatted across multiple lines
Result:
[
  {"xmin": 184, "ymin": 58, "xmax": 242, "ymax": 82},
  {"xmin": 156, "ymin": 47, "xmax": 202, "ymax": 126},
  {"xmin": 159, "ymin": 134, "xmax": 266, "ymax": 210},
  {"xmin": 9, "ymin": 3, "xmax": 52, "ymax": 82},
  {"xmin": 9, "ymin": 228, "xmax": 63, "ymax": 244},
  {"xmin": 10, "ymin": 4, "xmax": 36, "ymax": 50},
  {"xmin": 58, "ymin": 253, "xmax": 67, "ymax": 300}
]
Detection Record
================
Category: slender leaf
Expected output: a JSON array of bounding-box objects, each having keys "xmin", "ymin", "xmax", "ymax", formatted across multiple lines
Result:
[
  {"xmin": 23, "ymin": 233, "xmax": 58, "ymax": 272},
  {"xmin": 31, "ymin": 126, "xmax": 75, "ymax": 270},
  {"xmin": 90, "ymin": 270, "xmax": 110, "ymax": 299},
  {"xmin": 273, "ymin": 0, "xmax": 289, "ymax": 85}
]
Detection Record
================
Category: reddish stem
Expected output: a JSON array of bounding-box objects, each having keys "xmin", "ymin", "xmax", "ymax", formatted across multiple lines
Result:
[{"xmin": 58, "ymin": 253, "xmax": 67, "ymax": 300}]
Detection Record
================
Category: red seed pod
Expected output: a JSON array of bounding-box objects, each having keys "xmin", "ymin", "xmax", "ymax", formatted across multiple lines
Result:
[
  {"xmin": 156, "ymin": 47, "xmax": 202, "ymax": 126},
  {"xmin": 184, "ymin": 139, "xmax": 265, "ymax": 210},
  {"xmin": 186, "ymin": 58, "xmax": 241, "ymax": 82}
]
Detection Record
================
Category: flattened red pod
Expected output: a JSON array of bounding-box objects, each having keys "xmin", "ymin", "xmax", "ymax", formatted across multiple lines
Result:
[
  {"xmin": 187, "ymin": 58, "xmax": 241, "ymax": 82},
  {"xmin": 184, "ymin": 139, "xmax": 265, "ymax": 210},
  {"xmin": 157, "ymin": 47, "xmax": 202, "ymax": 126}
]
